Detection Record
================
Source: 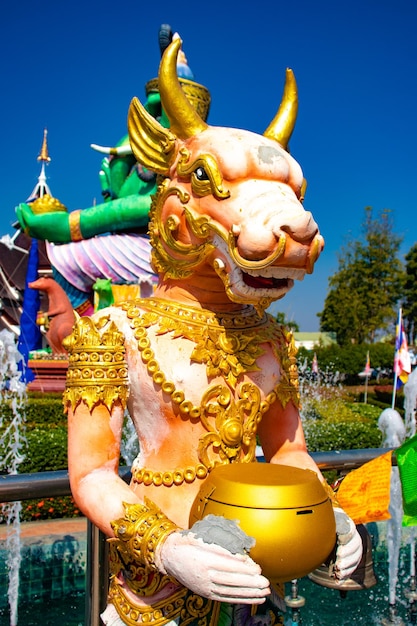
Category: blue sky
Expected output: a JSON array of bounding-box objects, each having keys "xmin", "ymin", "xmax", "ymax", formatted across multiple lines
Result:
[{"xmin": 1, "ymin": 0, "xmax": 416, "ymax": 330}]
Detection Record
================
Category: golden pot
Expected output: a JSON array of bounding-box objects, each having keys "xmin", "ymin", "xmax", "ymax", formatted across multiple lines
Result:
[{"xmin": 189, "ymin": 463, "xmax": 336, "ymax": 582}]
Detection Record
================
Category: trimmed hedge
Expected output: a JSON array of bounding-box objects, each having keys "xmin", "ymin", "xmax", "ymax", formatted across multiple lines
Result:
[
  {"xmin": 18, "ymin": 426, "xmax": 68, "ymax": 473},
  {"xmin": 303, "ymin": 419, "xmax": 382, "ymax": 452},
  {"xmin": 301, "ymin": 398, "xmax": 383, "ymax": 451},
  {"xmin": 1, "ymin": 394, "xmax": 79, "ymax": 522},
  {"xmin": 0, "ymin": 393, "xmax": 66, "ymax": 429}
]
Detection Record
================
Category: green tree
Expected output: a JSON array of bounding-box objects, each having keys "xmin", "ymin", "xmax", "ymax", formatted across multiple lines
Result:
[
  {"xmin": 274, "ymin": 311, "xmax": 300, "ymax": 332},
  {"xmin": 318, "ymin": 207, "xmax": 404, "ymax": 345},
  {"xmin": 403, "ymin": 243, "xmax": 417, "ymax": 344}
]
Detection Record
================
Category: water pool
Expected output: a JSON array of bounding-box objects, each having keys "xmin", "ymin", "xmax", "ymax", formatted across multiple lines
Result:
[
  {"xmin": 0, "ymin": 593, "xmax": 85, "ymax": 626},
  {"xmin": 0, "ymin": 521, "xmax": 414, "ymax": 625}
]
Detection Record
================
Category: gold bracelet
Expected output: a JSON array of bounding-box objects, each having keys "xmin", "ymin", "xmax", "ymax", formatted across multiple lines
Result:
[
  {"xmin": 110, "ymin": 498, "xmax": 179, "ymax": 570},
  {"xmin": 69, "ymin": 209, "xmax": 83, "ymax": 241}
]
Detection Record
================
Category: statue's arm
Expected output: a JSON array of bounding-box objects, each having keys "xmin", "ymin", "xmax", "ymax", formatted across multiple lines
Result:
[
  {"xmin": 67, "ymin": 400, "xmax": 138, "ymax": 536},
  {"xmin": 64, "ymin": 313, "xmax": 140, "ymax": 535},
  {"xmin": 257, "ymin": 399, "xmax": 321, "ymax": 475},
  {"xmin": 67, "ymin": 399, "xmax": 270, "ymax": 602},
  {"xmin": 15, "ymin": 193, "xmax": 152, "ymax": 243}
]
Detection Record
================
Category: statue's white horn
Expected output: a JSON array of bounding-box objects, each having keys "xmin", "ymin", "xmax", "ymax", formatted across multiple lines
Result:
[{"xmin": 90, "ymin": 143, "xmax": 133, "ymax": 156}]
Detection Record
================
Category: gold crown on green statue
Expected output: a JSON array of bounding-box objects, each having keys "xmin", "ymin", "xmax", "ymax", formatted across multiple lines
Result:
[{"xmin": 146, "ymin": 76, "xmax": 211, "ymax": 123}]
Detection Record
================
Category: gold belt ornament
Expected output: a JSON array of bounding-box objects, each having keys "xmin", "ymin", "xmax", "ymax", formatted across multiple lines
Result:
[{"xmin": 108, "ymin": 577, "xmax": 187, "ymax": 626}]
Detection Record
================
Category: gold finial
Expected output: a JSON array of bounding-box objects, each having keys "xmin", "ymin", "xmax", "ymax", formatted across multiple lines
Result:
[{"xmin": 37, "ymin": 128, "xmax": 51, "ymax": 163}]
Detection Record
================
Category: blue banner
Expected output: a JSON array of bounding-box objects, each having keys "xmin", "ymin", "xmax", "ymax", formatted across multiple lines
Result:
[{"xmin": 17, "ymin": 239, "xmax": 43, "ymax": 382}]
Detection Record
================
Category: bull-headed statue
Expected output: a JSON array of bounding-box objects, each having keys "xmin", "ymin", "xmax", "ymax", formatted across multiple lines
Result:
[
  {"xmin": 128, "ymin": 37, "xmax": 323, "ymax": 315},
  {"xmin": 64, "ymin": 38, "xmax": 362, "ymax": 626}
]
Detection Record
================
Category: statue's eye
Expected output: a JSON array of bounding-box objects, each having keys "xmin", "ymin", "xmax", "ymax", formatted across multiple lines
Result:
[{"xmin": 195, "ymin": 166, "xmax": 209, "ymax": 181}]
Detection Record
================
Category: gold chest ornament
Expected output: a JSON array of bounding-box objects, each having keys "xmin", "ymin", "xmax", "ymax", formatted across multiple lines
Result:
[
  {"xmin": 64, "ymin": 298, "xmax": 300, "ymax": 487},
  {"xmin": 120, "ymin": 298, "xmax": 299, "ymax": 487}
]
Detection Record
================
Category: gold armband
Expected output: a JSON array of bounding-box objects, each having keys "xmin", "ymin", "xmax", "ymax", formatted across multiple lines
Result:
[
  {"xmin": 69, "ymin": 209, "xmax": 83, "ymax": 241},
  {"xmin": 110, "ymin": 498, "xmax": 179, "ymax": 571},
  {"xmin": 63, "ymin": 315, "xmax": 129, "ymax": 412}
]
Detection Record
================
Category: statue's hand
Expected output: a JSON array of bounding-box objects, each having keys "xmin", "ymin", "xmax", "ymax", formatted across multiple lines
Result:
[
  {"xmin": 332, "ymin": 507, "xmax": 363, "ymax": 581},
  {"xmin": 16, "ymin": 203, "xmax": 71, "ymax": 243},
  {"xmin": 157, "ymin": 530, "xmax": 270, "ymax": 604}
]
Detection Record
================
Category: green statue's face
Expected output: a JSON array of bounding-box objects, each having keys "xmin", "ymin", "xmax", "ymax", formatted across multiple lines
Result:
[{"xmin": 145, "ymin": 92, "xmax": 170, "ymax": 129}]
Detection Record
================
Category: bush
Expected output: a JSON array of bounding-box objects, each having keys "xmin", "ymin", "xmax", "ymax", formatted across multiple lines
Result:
[
  {"xmin": 298, "ymin": 342, "xmax": 395, "ymax": 385},
  {"xmin": 25, "ymin": 394, "xmax": 66, "ymax": 427},
  {"xmin": 0, "ymin": 393, "xmax": 80, "ymax": 522},
  {"xmin": 301, "ymin": 395, "xmax": 383, "ymax": 452},
  {"xmin": 20, "ymin": 496, "xmax": 81, "ymax": 522},
  {"xmin": 0, "ymin": 394, "xmax": 66, "ymax": 429},
  {"xmin": 302, "ymin": 397, "xmax": 381, "ymax": 423},
  {"xmin": 373, "ymin": 385, "xmax": 403, "ymax": 405},
  {"xmin": 18, "ymin": 427, "xmax": 68, "ymax": 473},
  {"xmin": 303, "ymin": 418, "xmax": 382, "ymax": 452}
]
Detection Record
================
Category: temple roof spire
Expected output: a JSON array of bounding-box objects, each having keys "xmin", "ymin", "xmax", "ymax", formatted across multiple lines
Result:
[
  {"xmin": 37, "ymin": 128, "xmax": 51, "ymax": 163},
  {"xmin": 27, "ymin": 129, "xmax": 52, "ymax": 201}
]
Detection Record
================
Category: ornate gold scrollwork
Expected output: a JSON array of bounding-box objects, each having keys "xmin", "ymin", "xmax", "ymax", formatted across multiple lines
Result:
[
  {"xmin": 149, "ymin": 180, "xmax": 215, "ymax": 279},
  {"xmin": 177, "ymin": 148, "xmax": 230, "ymax": 199},
  {"xmin": 198, "ymin": 381, "xmax": 261, "ymax": 468},
  {"xmin": 123, "ymin": 298, "xmax": 300, "ymax": 485},
  {"xmin": 108, "ymin": 578, "xmax": 187, "ymax": 626}
]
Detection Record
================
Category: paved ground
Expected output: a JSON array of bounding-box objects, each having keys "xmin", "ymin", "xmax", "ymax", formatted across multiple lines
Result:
[{"xmin": 0, "ymin": 517, "xmax": 87, "ymax": 543}]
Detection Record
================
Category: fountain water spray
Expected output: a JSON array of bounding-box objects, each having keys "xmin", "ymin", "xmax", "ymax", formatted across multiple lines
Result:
[
  {"xmin": 0, "ymin": 329, "xmax": 27, "ymax": 626},
  {"xmin": 121, "ymin": 410, "xmax": 139, "ymax": 467},
  {"xmin": 297, "ymin": 357, "xmax": 343, "ymax": 422},
  {"xmin": 378, "ymin": 408, "xmax": 406, "ymax": 626},
  {"xmin": 404, "ymin": 529, "xmax": 417, "ymax": 624},
  {"xmin": 404, "ymin": 368, "xmax": 417, "ymax": 437}
]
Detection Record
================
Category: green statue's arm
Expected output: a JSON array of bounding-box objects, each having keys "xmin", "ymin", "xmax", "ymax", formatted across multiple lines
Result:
[
  {"xmin": 15, "ymin": 92, "xmax": 165, "ymax": 244},
  {"xmin": 16, "ymin": 193, "xmax": 152, "ymax": 243},
  {"xmin": 79, "ymin": 194, "xmax": 152, "ymax": 238}
]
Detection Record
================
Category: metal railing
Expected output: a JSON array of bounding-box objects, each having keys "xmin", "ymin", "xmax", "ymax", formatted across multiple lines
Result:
[{"xmin": 0, "ymin": 448, "xmax": 394, "ymax": 625}]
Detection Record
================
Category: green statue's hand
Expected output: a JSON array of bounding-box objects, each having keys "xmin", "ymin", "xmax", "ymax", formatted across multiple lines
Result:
[{"xmin": 15, "ymin": 203, "xmax": 71, "ymax": 243}]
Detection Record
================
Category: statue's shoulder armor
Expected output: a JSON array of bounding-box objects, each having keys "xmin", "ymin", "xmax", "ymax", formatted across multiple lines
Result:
[{"xmin": 63, "ymin": 313, "xmax": 129, "ymax": 412}]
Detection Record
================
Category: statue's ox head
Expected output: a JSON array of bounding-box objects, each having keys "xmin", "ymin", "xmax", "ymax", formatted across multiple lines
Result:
[{"xmin": 128, "ymin": 38, "xmax": 324, "ymax": 313}]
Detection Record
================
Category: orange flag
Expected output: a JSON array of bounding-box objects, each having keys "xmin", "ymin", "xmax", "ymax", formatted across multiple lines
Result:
[{"xmin": 335, "ymin": 451, "xmax": 392, "ymax": 524}]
